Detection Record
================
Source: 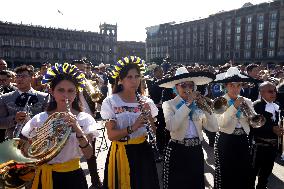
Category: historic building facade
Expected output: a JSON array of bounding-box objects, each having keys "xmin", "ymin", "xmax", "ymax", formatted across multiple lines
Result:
[
  {"xmin": 117, "ymin": 41, "xmax": 146, "ymax": 60},
  {"xmin": 0, "ymin": 22, "xmax": 118, "ymax": 68},
  {"xmin": 146, "ymin": 0, "xmax": 284, "ymax": 65}
]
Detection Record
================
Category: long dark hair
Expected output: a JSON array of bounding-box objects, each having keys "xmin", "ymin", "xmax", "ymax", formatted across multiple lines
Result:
[
  {"xmin": 112, "ymin": 63, "xmax": 142, "ymax": 94},
  {"xmin": 46, "ymin": 74, "xmax": 83, "ymax": 112}
]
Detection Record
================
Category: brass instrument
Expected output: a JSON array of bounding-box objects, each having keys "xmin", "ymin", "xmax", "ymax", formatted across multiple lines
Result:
[
  {"xmin": 185, "ymin": 90, "xmax": 214, "ymax": 114},
  {"xmin": 85, "ymin": 79, "xmax": 103, "ymax": 103},
  {"xmin": 212, "ymin": 97, "xmax": 266, "ymax": 128},
  {"xmin": 212, "ymin": 97, "xmax": 229, "ymax": 114},
  {"xmin": 0, "ymin": 99, "xmax": 72, "ymax": 188}
]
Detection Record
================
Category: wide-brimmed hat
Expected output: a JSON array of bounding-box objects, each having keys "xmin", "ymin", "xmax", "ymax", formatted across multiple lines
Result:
[
  {"xmin": 98, "ymin": 63, "xmax": 106, "ymax": 68},
  {"xmin": 157, "ymin": 67, "xmax": 215, "ymax": 88},
  {"xmin": 214, "ymin": 67, "xmax": 261, "ymax": 83}
]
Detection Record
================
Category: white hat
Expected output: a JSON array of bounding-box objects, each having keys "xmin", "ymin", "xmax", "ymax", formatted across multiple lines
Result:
[{"xmin": 157, "ymin": 67, "xmax": 215, "ymax": 88}]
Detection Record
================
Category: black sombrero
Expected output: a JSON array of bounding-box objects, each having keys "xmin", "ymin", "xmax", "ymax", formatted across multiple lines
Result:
[{"xmin": 157, "ymin": 67, "xmax": 215, "ymax": 88}]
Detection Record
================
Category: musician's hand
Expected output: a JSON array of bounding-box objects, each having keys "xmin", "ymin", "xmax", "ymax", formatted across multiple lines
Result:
[
  {"xmin": 64, "ymin": 113, "xmax": 82, "ymax": 133},
  {"xmin": 132, "ymin": 114, "xmax": 147, "ymax": 131},
  {"xmin": 234, "ymin": 97, "xmax": 245, "ymax": 109},
  {"xmin": 273, "ymin": 126, "xmax": 284, "ymax": 137},
  {"xmin": 15, "ymin": 111, "xmax": 28, "ymax": 123},
  {"xmin": 186, "ymin": 91, "xmax": 198, "ymax": 104}
]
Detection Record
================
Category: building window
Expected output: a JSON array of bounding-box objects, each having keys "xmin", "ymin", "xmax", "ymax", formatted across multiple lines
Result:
[
  {"xmin": 234, "ymin": 51, "xmax": 240, "ymax": 59},
  {"xmin": 257, "ymin": 32, "xmax": 263, "ymax": 40},
  {"xmin": 246, "ymin": 16, "xmax": 252, "ymax": 24},
  {"xmin": 270, "ymin": 11, "xmax": 277, "ymax": 20},
  {"xmin": 236, "ymin": 26, "xmax": 241, "ymax": 34},
  {"xmin": 216, "ymin": 52, "xmax": 221, "ymax": 59},
  {"xmin": 245, "ymin": 41, "xmax": 251, "ymax": 49},
  {"xmin": 269, "ymin": 40, "xmax": 275, "ymax": 48},
  {"xmin": 236, "ymin": 17, "xmax": 241, "ymax": 25},
  {"xmin": 257, "ymin": 14, "xmax": 264, "ymax": 22},
  {"xmin": 217, "ymin": 29, "xmax": 222, "ymax": 36},
  {"xmin": 225, "ymin": 43, "xmax": 230, "ymax": 50},
  {"xmin": 246, "ymin": 25, "xmax": 252, "ymax": 32},
  {"xmin": 225, "ymin": 28, "xmax": 231, "ymax": 35},
  {"xmin": 216, "ymin": 44, "xmax": 221, "ymax": 51},
  {"xmin": 235, "ymin": 42, "xmax": 240, "ymax": 50},
  {"xmin": 226, "ymin": 19, "xmax": 231, "ymax": 26},
  {"xmin": 269, "ymin": 21, "xmax": 277, "ymax": 30},
  {"xmin": 245, "ymin": 34, "xmax": 251, "ymax": 41},
  {"xmin": 256, "ymin": 41, "xmax": 263, "ymax": 49},
  {"xmin": 244, "ymin": 51, "xmax": 251, "ymax": 58},
  {"xmin": 268, "ymin": 50, "xmax": 274, "ymax": 57},
  {"xmin": 217, "ymin": 21, "xmax": 222, "ymax": 28},
  {"xmin": 269, "ymin": 31, "xmax": 276, "ymax": 38},
  {"xmin": 235, "ymin": 35, "xmax": 241, "ymax": 42},
  {"xmin": 256, "ymin": 51, "xmax": 262, "ymax": 58},
  {"xmin": 208, "ymin": 52, "xmax": 213, "ymax": 60},
  {"xmin": 257, "ymin": 23, "xmax": 264, "ymax": 30}
]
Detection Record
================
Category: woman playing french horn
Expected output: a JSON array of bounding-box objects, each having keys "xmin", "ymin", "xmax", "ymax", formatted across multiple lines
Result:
[
  {"xmin": 100, "ymin": 56, "xmax": 160, "ymax": 189},
  {"xmin": 21, "ymin": 63, "xmax": 99, "ymax": 189},
  {"xmin": 157, "ymin": 67, "xmax": 218, "ymax": 189},
  {"xmin": 213, "ymin": 67, "xmax": 263, "ymax": 189}
]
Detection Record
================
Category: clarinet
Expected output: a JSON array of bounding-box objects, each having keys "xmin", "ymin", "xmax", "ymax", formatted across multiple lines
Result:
[
  {"xmin": 136, "ymin": 92, "xmax": 160, "ymax": 157},
  {"xmin": 12, "ymin": 96, "xmax": 32, "ymax": 138}
]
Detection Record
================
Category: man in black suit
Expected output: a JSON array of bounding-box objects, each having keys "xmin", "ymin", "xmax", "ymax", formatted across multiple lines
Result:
[
  {"xmin": 0, "ymin": 65, "xmax": 48, "ymax": 142},
  {"xmin": 250, "ymin": 81, "xmax": 284, "ymax": 189}
]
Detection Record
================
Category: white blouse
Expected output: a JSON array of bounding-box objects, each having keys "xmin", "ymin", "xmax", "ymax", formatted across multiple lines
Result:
[
  {"xmin": 101, "ymin": 94, "xmax": 158, "ymax": 139},
  {"xmin": 21, "ymin": 112, "xmax": 99, "ymax": 164}
]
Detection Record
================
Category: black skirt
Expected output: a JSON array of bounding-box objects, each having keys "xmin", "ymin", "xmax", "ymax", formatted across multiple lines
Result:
[
  {"xmin": 163, "ymin": 140, "xmax": 205, "ymax": 189},
  {"xmin": 37, "ymin": 168, "xmax": 88, "ymax": 189},
  {"xmin": 103, "ymin": 140, "xmax": 160, "ymax": 189},
  {"xmin": 214, "ymin": 131, "xmax": 252, "ymax": 189}
]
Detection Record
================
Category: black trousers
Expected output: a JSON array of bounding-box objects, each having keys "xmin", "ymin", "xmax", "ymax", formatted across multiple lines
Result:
[{"xmin": 250, "ymin": 144, "xmax": 277, "ymax": 189}]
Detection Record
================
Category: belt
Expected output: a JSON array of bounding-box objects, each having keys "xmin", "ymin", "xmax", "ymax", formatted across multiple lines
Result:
[
  {"xmin": 232, "ymin": 128, "xmax": 246, "ymax": 135},
  {"xmin": 170, "ymin": 138, "xmax": 201, "ymax": 147},
  {"xmin": 255, "ymin": 137, "xmax": 277, "ymax": 146}
]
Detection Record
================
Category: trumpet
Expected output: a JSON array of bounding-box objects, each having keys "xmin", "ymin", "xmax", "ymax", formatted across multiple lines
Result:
[
  {"xmin": 212, "ymin": 97, "xmax": 266, "ymax": 128},
  {"xmin": 185, "ymin": 90, "xmax": 213, "ymax": 114}
]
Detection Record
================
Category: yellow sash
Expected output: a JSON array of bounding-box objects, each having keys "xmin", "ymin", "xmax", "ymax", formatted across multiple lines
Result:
[
  {"xmin": 108, "ymin": 136, "xmax": 146, "ymax": 189},
  {"xmin": 32, "ymin": 158, "xmax": 80, "ymax": 189}
]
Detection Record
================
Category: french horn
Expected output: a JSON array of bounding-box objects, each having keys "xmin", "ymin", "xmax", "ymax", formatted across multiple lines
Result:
[{"xmin": 0, "ymin": 99, "xmax": 72, "ymax": 188}]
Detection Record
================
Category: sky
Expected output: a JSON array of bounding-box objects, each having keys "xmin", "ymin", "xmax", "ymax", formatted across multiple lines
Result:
[{"xmin": 0, "ymin": 0, "xmax": 269, "ymax": 42}]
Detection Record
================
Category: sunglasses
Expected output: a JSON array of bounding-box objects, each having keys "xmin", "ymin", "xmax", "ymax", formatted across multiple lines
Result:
[{"xmin": 178, "ymin": 82, "xmax": 195, "ymax": 89}]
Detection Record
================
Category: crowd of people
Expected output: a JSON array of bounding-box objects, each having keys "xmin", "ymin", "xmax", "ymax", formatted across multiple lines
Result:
[{"xmin": 0, "ymin": 57, "xmax": 283, "ymax": 189}]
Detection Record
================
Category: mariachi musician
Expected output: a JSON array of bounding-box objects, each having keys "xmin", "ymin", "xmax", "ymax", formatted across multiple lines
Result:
[
  {"xmin": 250, "ymin": 81, "xmax": 284, "ymax": 189},
  {"xmin": 213, "ymin": 67, "xmax": 264, "ymax": 189},
  {"xmin": 157, "ymin": 67, "xmax": 218, "ymax": 189}
]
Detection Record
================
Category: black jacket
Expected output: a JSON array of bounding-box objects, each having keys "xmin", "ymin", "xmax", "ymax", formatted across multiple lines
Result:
[{"xmin": 252, "ymin": 99, "xmax": 279, "ymax": 139}]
